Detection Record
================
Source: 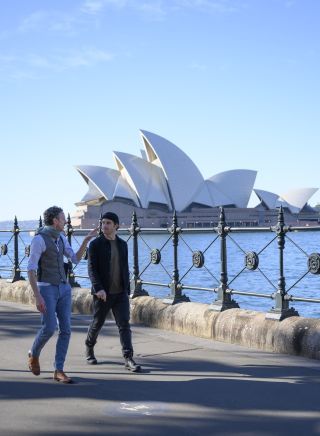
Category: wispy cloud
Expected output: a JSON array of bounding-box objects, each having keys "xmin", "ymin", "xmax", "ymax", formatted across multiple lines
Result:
[
  {"xmin": 10, "ymin": 70, "xmax": 39, "ymax": 81},
  {"xmin": 80, "ymin": 0, "xmax": 240, "ymax": 17},
  {"xmin": 0, "ymin": 54, "xmax": 17, "ymax": 65},
  {"xmin": 1, "ymin": 0, "xmax": 241, "ymax": 45},
  {"xmin": 81, "ymin": 0, "xmax": 128, "ymax": 15},
  {"xmin": 136, "ymin": 2, "xmax": 166, "ymax": 20},
  {"xmin": 0, "ymin": 47, "xmax": 113, "ymax": 80},
  {"xmin": 27, "ymin": 47, "xmax": 113, "ymax": 71},
  {"xmin": 174, "ymin": 0, "xmax": 240, "ymax": 13},
  {"xmin": 189, "ymin": 62, "xmax": 208, "ymax": 71},
  {"xmin": 0, "ymin": 54, "xmax": 38, "ymax": 81},
  {"xmin": 18, "ymin": 11, "xmax": 49, "ymax": 32},
  {"xmin": 0, "ymin": 0, "xmax": 241, "ymax": 81},
  {"xmin": 17, "ymin": 9, "xmax": 85, "ymax": 37},
  {"xmin": 81, "ymin": 0, "xmax": 166, "ymax": 20}
]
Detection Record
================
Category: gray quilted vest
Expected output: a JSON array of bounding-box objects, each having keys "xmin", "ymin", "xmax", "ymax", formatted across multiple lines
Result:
[{"xmin": 37, "ymin": 232, "xmax": 67, "ymax": 285}]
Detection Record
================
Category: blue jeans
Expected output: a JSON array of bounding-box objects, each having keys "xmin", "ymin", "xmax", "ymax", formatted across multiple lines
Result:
[{"xmin": 31, "ymin": 283, "xmax": 72, "ymax": 371}]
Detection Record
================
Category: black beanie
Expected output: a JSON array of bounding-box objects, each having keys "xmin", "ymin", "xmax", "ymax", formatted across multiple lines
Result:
[{"xmin": 101, "ymin": 212, "xmax": 119, "ymax": 225}]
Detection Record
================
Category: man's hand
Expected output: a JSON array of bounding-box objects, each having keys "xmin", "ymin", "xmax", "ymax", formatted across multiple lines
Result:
[
  {"xmin": 96, "ymin": 290, "xmax": 107, "ymax": 302},
  {"xmin": 28, "ymin": 270, "xmax": 46, "ymax": 313},
  {"xmin": 85, "ymin": 227, "xmax": 99, "ymax": 242},
  {"xmin": 35, "ymin": 294, "xmax": 46, "ymax": 313},
  {"xmin": 76, "ymin": 227, "xmax": 99, "ymax": 262}
]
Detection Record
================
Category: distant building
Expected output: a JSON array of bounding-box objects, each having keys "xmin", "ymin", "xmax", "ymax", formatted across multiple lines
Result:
[{"xmin": 72, "ymin": 130, "xmax": 319, "ymax": 228}]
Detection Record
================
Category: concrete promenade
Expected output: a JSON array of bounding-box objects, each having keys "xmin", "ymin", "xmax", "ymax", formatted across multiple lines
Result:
[{"xmin": 1, "ymin": 301, "xmax": 320, "ymax": 436}]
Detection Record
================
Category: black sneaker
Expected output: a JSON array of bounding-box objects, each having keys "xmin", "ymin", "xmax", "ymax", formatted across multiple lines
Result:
[
  {"xmin": 124, "ymin": 357, "xmax": 141, "ymax": 373},
  {"xmin": 85, "ymin": 345, "xmax": 97, "ymax": 365}
]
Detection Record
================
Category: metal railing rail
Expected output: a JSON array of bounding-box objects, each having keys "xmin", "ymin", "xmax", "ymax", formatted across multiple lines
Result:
[{"xmin": 2, "ymin": 207, "xmax": 320, "ymax": 320}]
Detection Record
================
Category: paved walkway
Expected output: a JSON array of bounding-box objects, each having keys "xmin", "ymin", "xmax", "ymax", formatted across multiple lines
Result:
[{"xmin": 1, "ymin": 300, "xmax": 320, "ymax": 436}]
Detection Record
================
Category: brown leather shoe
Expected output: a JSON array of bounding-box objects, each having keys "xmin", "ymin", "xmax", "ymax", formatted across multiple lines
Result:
[
  {"xmin": 53, "ymin": 370, "xmax": 73, "ymax": 384},
  {"xmin": 28, "ymin": 352, "xmax": 40, "ymax": 376}
]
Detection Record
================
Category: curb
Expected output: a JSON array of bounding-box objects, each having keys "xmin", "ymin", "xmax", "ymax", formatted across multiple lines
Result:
[{"xmin": 1, "ymin": 279, "xmax": 320, "ymax": 360}]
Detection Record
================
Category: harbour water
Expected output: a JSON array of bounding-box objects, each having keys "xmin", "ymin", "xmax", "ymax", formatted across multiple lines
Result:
[{"xmin": 1, "ymin": 230, "xmax": 320, "ymax": 318}]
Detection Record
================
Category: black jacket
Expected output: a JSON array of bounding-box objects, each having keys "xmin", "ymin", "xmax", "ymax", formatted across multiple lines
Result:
[{"xmin": 88, "ymin": 234, "xmax": 130, "ymax": 295}]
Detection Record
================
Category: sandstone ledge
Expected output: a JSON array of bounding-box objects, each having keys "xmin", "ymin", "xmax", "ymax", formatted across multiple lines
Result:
[{"xmin": 1, "ymin": 279, "xmax": 320, "ymax": 360}]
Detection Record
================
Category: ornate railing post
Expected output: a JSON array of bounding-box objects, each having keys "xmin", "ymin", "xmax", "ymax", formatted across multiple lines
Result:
[
  {"xmin": 130, "ymin": 211, "xmax": 148, "ymax": 298},
  {"xmin": 266, "ymin": 206, "xmax": 298, "ymax": 320},
  {"xmin": 164, "ymin": 211, "xmax": 190, "ymax": 304},
  {"xmin": 11, "ymin": 216, "xmax": 24, "ymax": 282},
  {"xmin": 210, "ymin": 207, "xmax": 239, "ymax": 311},
  {"xmin": 99, "ymin": 212, "xmax": 103, "ymax": 236},
  {"xmin": 65, "ymin": 213, "xmax": 80, "ymax": 288}
]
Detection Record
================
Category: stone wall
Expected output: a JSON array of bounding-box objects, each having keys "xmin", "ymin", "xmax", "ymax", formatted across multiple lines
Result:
[{"xmin": 1, "ymin": 279, "xmax": 320, "ymax": 361}]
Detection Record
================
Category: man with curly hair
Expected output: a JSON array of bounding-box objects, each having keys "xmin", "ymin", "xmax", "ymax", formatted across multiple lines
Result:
[{"xmin": 27, "ymin": 206, "xmax": 97, "ymax": 383}]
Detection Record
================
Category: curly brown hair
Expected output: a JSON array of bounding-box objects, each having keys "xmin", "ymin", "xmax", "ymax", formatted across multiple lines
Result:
[{"xmin": 43, "ymin": 206, "xmax": 63, "ymax": 225}]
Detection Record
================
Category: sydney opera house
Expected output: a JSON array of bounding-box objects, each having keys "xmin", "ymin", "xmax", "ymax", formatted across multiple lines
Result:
[{"xmin": 72, "ymin": 130, "xmax": 319, "ymax": 228}]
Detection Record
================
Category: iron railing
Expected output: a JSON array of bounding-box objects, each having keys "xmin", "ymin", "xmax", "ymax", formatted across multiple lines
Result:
[{"xmin": 1, "ymin": 207, "xmax": 320, "ymax": 320}]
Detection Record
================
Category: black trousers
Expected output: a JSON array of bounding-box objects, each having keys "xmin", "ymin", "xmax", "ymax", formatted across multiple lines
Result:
[{"xmin": 86, "ymin": 292, "xmax": 133, "ymax": 358}]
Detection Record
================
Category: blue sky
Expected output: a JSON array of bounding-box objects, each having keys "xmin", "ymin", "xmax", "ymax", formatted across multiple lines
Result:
[{"xmin": 1, "ymin": 0, "xmax": 319, "ymax": 221}]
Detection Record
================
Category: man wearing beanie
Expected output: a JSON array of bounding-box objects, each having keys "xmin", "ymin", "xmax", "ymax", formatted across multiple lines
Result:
[{"xmin": 85, "ymin": 211, "xmax": 141, "ymax": 372}]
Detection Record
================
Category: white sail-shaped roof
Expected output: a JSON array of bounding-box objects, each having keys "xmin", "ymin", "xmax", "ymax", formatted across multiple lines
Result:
[
  {"xmin": 254, "ymin": 188, "xmax": 318, "ymax": 213},
  {"xmin": 208, "ymin": 170, "xmax": 257, "ymax": 208},
  {"xmin": 140, "ymin": 130, "xmax": 211, "ymax": 211},
  {"xmin": 75, "ymin": 130, "xmax": 319, "ymax": 217},
  {"xmin": 113, "ymin": 151, "xmax": 171, "ymax": 209},
  {"xmin": 80, "ymin": 180, "xmax": 103, "ymax": 203},
  {"xmin": 280, "ymin": 188, "xmax": 318, "ymax": 213},
  {"xmin": 205, "ymin": 180, "xmax": 235, "ymax": 206},
  {"xmin": 76, "ymin": 165, "xmax": 120, "ymax": 201},
  {"xmin": 112, "ymin": 174, "xmax": 139, "ymax": 205},
  {"xmin": 189, "ymin": 182, "xmax": 216, "ymax": 207},
  {"xmin": 254, "ymin": 189, "xmax": 279, "ymax": 210}
]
